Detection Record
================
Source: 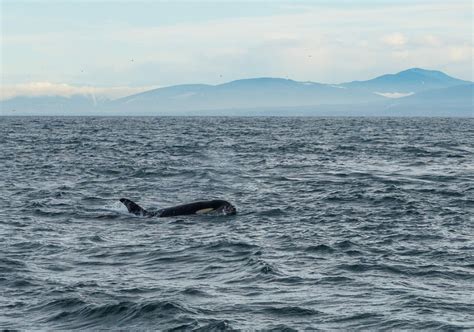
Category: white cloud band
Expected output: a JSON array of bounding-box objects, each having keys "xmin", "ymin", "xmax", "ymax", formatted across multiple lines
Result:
[{"xmin": 0, "ymin": 82, "xmax": 158, "ymax": 101}]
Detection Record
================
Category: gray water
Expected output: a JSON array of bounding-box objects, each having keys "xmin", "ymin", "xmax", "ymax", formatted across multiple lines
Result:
[{"xmin": 1, "ymin": 117, "xmax": 473, "ymax": 330}]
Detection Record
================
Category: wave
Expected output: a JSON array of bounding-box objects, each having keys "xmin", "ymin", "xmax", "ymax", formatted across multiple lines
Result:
[
  {"xmin": 262, "ymin": 306, "xmax": 321, "ymax": 317},
  {"xmin": 41, "ymin": 299, "xmax": 196, "ymax": 329}
]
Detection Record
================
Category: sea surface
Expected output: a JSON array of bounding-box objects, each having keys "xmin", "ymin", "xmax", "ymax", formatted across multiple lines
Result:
[{"xmin": 1, "ymin": 116, "xmax": 473, "ymax": 330}]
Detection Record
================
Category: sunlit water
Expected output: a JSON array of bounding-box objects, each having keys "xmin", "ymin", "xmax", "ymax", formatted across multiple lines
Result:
[{"xmin": 1, "ymin": 117, "xmax": 473, "ymax": 330}]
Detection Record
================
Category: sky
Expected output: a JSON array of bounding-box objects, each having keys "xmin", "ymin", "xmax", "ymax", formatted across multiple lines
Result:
[{"xmin": 1, "ymin": 0, "xmax": 473, "ymax": 100}]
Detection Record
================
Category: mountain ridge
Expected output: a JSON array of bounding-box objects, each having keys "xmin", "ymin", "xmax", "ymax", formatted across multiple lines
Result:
[
  {"xmin": 340, "ymin": 68, "xmax": 469, "ymax": 92},
  {"xmin": 1, "ymin": 68, "xmax": 472, "ymax": 116}
]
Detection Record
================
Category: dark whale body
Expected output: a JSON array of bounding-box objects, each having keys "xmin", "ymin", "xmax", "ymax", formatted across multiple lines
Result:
[{"xmin": 120, "ymin": 198, "xmax": 236, "ymax": 217}]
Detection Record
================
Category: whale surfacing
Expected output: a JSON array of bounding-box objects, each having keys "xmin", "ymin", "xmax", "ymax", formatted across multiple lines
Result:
[{"xmin": 119, "ymin": 198, "xmax": 236, "ymax": 217}]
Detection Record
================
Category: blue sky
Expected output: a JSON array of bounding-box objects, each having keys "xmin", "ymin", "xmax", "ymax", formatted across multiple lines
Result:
[{"xmin": 1, "ymin": 0, "xmax": 472, "ymax": 99}]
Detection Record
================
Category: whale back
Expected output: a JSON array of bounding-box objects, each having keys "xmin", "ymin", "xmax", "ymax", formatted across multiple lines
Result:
[
  {"xmin": 157, "ymin": 200, "xmax": 223, "ymax": 217},
  {"xmin": 119, "ymin": 198, "xmax": 236, "ymax": 217}
]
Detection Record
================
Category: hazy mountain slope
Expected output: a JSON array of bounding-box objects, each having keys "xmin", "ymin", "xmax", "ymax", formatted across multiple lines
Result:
[
  {"xmin": 377, "ymin": 83, "xmax": 473, "ymax": 117},
  {"xmin": 402, "ymin": 83, "xmax": 473, "ymax": 103},
  {"xmin": 0, "ymin": 95, "xmax": 102, "ymax": 115},
  {"xmin": 107, "ymin": 78, "xmax": 385, "ymax": 113}
]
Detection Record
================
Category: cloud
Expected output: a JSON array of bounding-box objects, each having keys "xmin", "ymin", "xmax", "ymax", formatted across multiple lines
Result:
[
  {"xmin": 448, "ymin": 45, "xmax": 472, "ymax": 61},
  {"xmin": 421, "ymin": 34, "xmax": 442, "ymax": 47},
  {"xmin": 0, "ymin": 82, "xmax": 157, "ymax": 100},
  {"xmin": 382, "ymin": 33, "xmax": 407, "ymax": 47},
  {"xmin": 2, "ymin": 0, "xmax": 472, "ymax": 89}
]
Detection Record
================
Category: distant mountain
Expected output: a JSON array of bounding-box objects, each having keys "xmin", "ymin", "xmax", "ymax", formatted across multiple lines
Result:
[
  {"xmin": 340, "ymin": 68, "xmax": 469, "ymax": 93},
  {"xmin": 182, "ymin": 83, "xmax": 473, "ymax": 117},
  {"xmin": 108, "ymin": 78, "xmax": 385, "ymax": 114},
  {"xmin": 1, "ymin": 68, "xmax": 472, "ymax": 116}
]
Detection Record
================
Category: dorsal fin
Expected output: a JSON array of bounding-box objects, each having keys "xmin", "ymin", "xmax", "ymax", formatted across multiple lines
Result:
[{"xmin": 119, "ymin": 198, "xmax": 148, "ymax": 216}]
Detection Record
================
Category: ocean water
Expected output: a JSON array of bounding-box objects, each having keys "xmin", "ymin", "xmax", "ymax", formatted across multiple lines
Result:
[{"xmin": 1, "ymin": 116, "xmax": 473, "ymax": 330}]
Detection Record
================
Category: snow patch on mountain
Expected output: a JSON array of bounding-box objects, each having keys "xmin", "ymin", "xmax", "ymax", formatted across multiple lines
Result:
[{"xmin": 374, "ymin": 91, "xmax": 415, "ymax": 98}]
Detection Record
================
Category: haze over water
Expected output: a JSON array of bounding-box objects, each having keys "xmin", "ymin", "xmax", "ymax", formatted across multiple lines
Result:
[{"xmin": 1, "ymin": 117, "xmax": 473, "ymax": 330}]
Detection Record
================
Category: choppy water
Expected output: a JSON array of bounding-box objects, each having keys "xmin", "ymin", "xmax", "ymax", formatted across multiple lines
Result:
[{"xmin": 1, "ymin": 117, "xmax": 473, "ymax": 330}]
